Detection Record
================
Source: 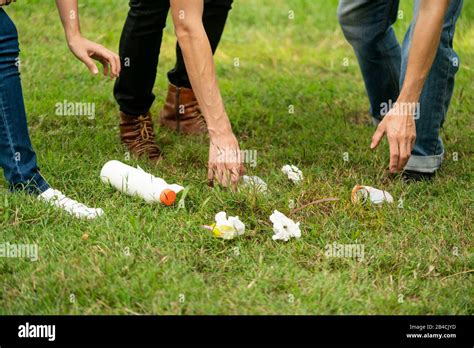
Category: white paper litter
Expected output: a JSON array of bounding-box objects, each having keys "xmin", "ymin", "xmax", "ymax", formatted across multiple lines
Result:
[
  {"xmin": 39, "ymin": 188, "xmax": 104, "ymax": 220},
  {"xmin": 100, "ymin": 160, "xmax": 184, "ymax": 204},
  {"xmin": 269, "ymin": 210, "xmax": 301, "ymax": 241},
  {"xmin": 242, "ymin": 175, "xmax": 268, "ymax": 193},
  {"xmin": 281, "ymin": 165, "xmax": 303, "ymax": 184},
  {"xmin": 212, "ymin": 211, "xmax": 246, "ymax": 240},
  {"xmin": 351, "ymin": 185, "xmax": 394, "ymax": 205}
]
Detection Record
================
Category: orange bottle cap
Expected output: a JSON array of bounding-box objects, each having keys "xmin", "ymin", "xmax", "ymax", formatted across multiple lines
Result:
[{"xmin": 160, "ymin": 189, "xmax": 176, "ymax": 206}]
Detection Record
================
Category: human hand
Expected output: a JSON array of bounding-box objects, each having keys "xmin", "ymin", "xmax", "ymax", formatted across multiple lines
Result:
[
  {"xmin": 208, "ymin": 132, "xmax": 245, "ymax": 188},
  {"xmin": 0, "ymin": 0, "xmax": 15, "ymax": 6},
  {"xmin": 370, "ymin": 102, "xmax": 417, "ymax": 173},
  {"xmin": 67, "ymin": 36, "xmax": 120, "ymax": 78}
]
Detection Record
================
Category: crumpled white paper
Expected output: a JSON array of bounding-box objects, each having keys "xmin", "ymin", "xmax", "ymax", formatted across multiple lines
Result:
[
  {"xmin": 281, "ymin": 165, "xmax": 303, "ymax": 184},
  {"xmin": 212, "ymin": 211, "xmax": 246, "ymax": 240},
  {"xmin": 270, "ymin": 210, "xmax": 301, "ymax": 241},
  {"xmin": 242, "ymin": 175, "xmax": 268, "ymax": 193},
  {"xmin": 351, "ymin": 185, "xmax": 394, "ymax": 205}
]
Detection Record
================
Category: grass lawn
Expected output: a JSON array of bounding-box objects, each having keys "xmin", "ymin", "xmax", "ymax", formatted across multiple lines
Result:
[{"xmin": 0, "ymin": 0, "xmax": 472, "ymax": 315}]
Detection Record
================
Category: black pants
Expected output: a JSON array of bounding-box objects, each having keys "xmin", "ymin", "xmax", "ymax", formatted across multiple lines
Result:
[{"xmin": 114, "ymin": 0, "xmax": 233, "ymax": 116}]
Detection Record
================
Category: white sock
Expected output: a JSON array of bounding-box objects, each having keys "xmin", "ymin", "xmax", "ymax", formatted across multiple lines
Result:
[{"xmin": 38, "ymin": 188, "xmax": 104, "ymax": 220}]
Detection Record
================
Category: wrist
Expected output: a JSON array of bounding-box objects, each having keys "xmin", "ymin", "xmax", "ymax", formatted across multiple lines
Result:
[
  {"xmin": 207, "ymin": 115, "xmax": 233, "ymax": 139},
  {"xmin": 65, "ymin": 31, "xmax": 83, "ymax": 47},
  {"xmin": 398, "ymin": 77, "xmax": 425, "ymax": 103},
  {"xmin": 208, "ymin": 124, "xmax": 234, "ymax": 140}
]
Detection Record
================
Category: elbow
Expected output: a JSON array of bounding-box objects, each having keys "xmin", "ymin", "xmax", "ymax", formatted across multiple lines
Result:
[{"xmin": 174, "ymin": 20, "xmax": 204, "ymax": 42}]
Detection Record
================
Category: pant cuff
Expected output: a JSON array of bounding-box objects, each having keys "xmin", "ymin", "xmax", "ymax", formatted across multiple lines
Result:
[
  {"xmin": 10, "ymin": 172, "xmax": 50, "ymax": 195},
  {"xmin": 404, "ymin": 153, "xmax": 443, "ymax": 173},
  {"xmin": 372, "ymin": 117, "xmax": 442, "ymax": 173}
]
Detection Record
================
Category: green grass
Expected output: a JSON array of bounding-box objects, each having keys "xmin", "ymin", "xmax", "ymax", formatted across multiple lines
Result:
[{"xmin": 0, "ymin": 0, "xmax": 472, "ymax": 315}]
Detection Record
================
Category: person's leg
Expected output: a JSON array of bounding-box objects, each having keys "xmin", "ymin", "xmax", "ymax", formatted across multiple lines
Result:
[
  {"xmin": 113, "ymin": 0, "xmax": 169, "ymax": 162},
  {"xmin": 114, "ymin": 0, "xmax": 169, "ymax": 116},
  {"xmin": 338, "ymin": 0, "xmax": 401, "ymax": 122},
  {"xmin": 0, "ymin": 9, "xmax": 104, "ymax": 219},
  {"xmin": 160, "ymin": 0, "xmax": 233, "ymax": 135},
  {"xmin": 0, "ymin": 8, "xmax": 49, "ymax": 195},
  {"xmin": 401, "ymin": 0, "xmax": 463, "ymax": 175}
]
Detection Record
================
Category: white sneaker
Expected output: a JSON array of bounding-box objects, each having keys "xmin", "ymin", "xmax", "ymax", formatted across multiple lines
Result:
[{"xmin": 38, "ymin": 188, "xmax": 104, "ymax": 220}]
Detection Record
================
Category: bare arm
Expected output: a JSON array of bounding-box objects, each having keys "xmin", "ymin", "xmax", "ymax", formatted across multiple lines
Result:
[
  {"xmin": 55, "ymin": 0, "xmax": 120, "ymax": 77},
  {"xmin": 371, "ymin": 0, "xmax": 450, "ymax": 172},
  {"xmin": 170, "ymin": 0, "xmax": 244, "ymax": 187}
]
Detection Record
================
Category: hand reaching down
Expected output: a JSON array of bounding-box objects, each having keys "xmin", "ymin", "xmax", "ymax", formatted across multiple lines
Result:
[
  {"xmin": 208, "ymin": 133, "xmax": 245, "ymax": 188},
  {"xmin": 371, "ymin": 102, "xmax": 417, "ymax": 173},
  {"xmin": 67, "ymin": 36, "xmax": 121, "ymax": 78}
]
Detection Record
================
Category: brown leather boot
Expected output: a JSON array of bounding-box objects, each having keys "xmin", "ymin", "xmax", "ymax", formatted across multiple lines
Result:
[
  {"xmin": 119, "ymin": 112, "xmax": 162, "ymax": 163},
  {"xmin": 159, "ymin": 83, "xmax": 208, "ymax": 135}
]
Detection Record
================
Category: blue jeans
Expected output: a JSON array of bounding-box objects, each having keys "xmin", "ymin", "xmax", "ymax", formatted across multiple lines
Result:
[
  {"xmin": 338, "ymin": 0, "xmax": 463, "ymax": 173},
  {"xmin": 0, "ymin": 8, "xmax": 49, "ymax": 194}
]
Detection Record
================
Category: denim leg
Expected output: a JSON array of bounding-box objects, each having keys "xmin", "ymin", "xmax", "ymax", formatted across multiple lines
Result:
[
  {"xmin": 0, "ymin": 9, "xmax": 49, "ymax": 194},
  {"xmin": 402, "ymin": 0, "xmax": 464, "ymax": 173},
  {"xmin": 113, "ymin": 0, "xmax": 170, "ymax": 116},
  {"xmin": 338, "ymin": 0, "xmax": 401, "ymax": 121},
  {"xmin": 167, "ymin": 0, "xmax": 234, "ymax": 89}
]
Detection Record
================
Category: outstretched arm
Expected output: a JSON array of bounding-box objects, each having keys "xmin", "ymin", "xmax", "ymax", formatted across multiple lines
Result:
[
  {"xmin": 371, "ymin": 0, "xmax": 450, "ymax": 173},
  {"xmin": 55, "ymin": 0, "xmax": 120, "ymax": 77},
  {"xmin": 170, "ymin": 0, "xmax": 244, "ymax": 187}
]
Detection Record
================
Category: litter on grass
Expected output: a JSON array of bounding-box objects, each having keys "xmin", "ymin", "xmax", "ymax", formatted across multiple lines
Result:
[
  {"xmin": 100, "ymin": 160, "xmax": 184, "ymax": 205},
  {"xmin": 270, "ymin": 210, "xmax": 301, "ymax": 241},
  {"xmin": 351, "ymin": 185, "xmax": 394, "ymax": 205},
  {"xmin": 281, "ymin": 165, "xmax": 303, "ymax": 184},
  {"xmin": 207, "ymin": 211, "xmax": 246, "ymax": 240},
  {"xmin": 242, "ymin": 175, "xmax": 268, "ymax": 193}
]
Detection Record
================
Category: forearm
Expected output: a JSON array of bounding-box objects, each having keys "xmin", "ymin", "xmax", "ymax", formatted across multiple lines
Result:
[
  {"xmin": 55, "ymin": 0, "xmax": 81, "ymax": 42},
  {"xmin": 179, "ymin": 29, "xmax": 232, "ymax": 136},
  {"xmin": 170, "ymin": 0, "xmax": 233, "ymax": 137},
  {"xmin": 399, "ymin": 0, "xmax": 450, "ymax": 103}
]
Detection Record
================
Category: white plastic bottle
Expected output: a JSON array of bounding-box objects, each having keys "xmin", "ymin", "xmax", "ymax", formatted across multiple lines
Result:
[{"xmin": 100, "ymin": 160, "xmax": 183, "ymax": 205}]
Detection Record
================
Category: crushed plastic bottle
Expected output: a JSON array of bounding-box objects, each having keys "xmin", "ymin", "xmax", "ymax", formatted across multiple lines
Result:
[{"xmin": 351, "ymin": 185, "xmax": 394, "ymax": 205}]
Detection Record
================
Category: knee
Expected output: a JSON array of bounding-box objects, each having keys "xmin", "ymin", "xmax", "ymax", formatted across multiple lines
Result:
[{"xmin": 337, "ymin": 4, "xmax": 364, "ymax": 46}]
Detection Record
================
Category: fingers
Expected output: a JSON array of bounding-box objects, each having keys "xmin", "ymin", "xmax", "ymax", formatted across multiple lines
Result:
[
  {"xmin": 208, "ymin": 163, "xmax": 232, "ymax": 188},
  {"xmin": 229, "ymin": 165, "xmax": 242, "ymax": 189},
  {"xmin": 399, "ymin": 134, "xmax": 416, "ymax": 171},
  {"xmin": 239, "ymin": 164, "xmax": 246, "ymax": 179},
  {"xmin": 104, "ymin": 50, "xmax": 121, "ymax": 77},
  {"xmin": 209, "ymin": 163, "xmax": 242, "ymax": 188},
  {"xmin": 82, "ymin": 55, "xmax": 99, "ymax": 75},
  {"xmin": 99, "ymin": 58, "xmax": 109, "ymax": 77},
  {"xmin": 208, "ymin": 137, "xmax": 243, "ymax": 188},
  {"xmin": 91, "ymin": 45, "xmax": 121, "ymax": 78},
  {"xmin": 207, "ymin": 164, "xmax": 215, "ymax": 187},
  {"xmin": 398, "ymin": 140, "xmax": 410, "ymax": 172},
  {"xmin": 113, "ymin": 52, "xmax": 121, "ymax": 77},
  {"xmin": 97, "ymin": 51, "xmax": 120, "ymax": 78},
  {"xmin": 216, "ymin": 165, "xmax": 229, "ymax": 187},
  {"xmin": 388, "ymin": 136, "xmax": 400, "ymax": 173},
  {"xmin": 370, "ymin": 124, "xmax": 385, "ymax": 149}
]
